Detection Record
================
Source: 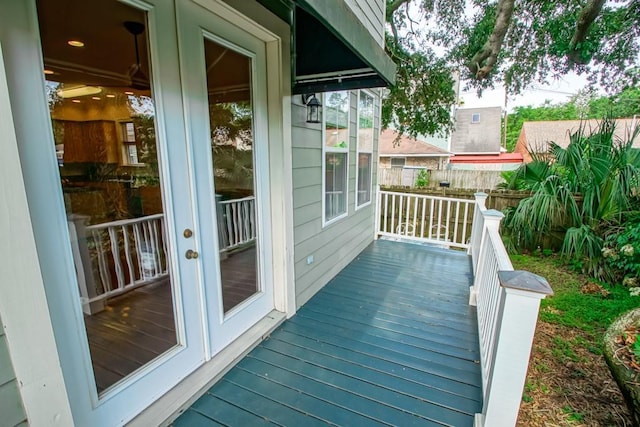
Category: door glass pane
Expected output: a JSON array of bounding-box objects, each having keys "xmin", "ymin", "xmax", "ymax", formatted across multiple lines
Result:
[
  {"xmin": 36, "ymin": 0, "xmax": 178, "ymax": 395},
  {"xmin": 204, "ymin": 38, "xmax": 259, "ymax": 313}
]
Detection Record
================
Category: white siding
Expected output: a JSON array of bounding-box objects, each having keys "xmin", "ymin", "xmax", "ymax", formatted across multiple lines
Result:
[
  {"xmin": 292, "ymin": 90, "xmax": 381, "ymax": 307},
  {"xmin": 344, "ymin": 0, "xmax": 385, "ymax": 46}
]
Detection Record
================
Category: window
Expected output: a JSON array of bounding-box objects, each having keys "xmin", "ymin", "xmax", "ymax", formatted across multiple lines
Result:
[
  {"xmin": 121, "ymin": 122, "xmax": 141, "ymax": 165},
  {"xmin": 471, "ymin": 113, "xmax": 481, "ymax": 123},
  {"xmin": 356, "ymin": 90, "xmax": 374, "ymax": 208},
  {"xmin": 391, "ymin": 158, "xmax": 405, "ymax": 168},
  {"xmin": 323, "ymin": 91, "xmax": 350, "ymax": 224}
]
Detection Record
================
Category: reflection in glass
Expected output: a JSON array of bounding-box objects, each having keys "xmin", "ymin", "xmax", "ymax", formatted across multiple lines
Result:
[
  {"xmin": 357, "ymin": 91, "xmax": 374, "ymax": 206},
  {"xmin": 324, "ymin": 91, "xmax": 350, "ymax": 220},
  {"xmin": 203, "ymin": 38, "xmax": 260, "ymax": 313},
  {"xmin": 36, "ymin": 0, "xmax": 177, "ymax": 394}
]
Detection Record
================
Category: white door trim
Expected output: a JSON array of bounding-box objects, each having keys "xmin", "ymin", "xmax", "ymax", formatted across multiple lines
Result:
[{"xmin": 0, "ymin": 37, "xmax": 74, "ymax": 427}]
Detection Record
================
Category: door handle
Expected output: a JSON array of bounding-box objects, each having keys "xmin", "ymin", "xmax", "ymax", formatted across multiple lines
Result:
[{"xmin": 185, "ymin": 249, "xmax": 199, "ymax": 259}]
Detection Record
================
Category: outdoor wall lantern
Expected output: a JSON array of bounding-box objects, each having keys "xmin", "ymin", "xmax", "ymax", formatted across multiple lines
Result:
[{"xmin": 302, "ymin": 93, "xmax": 322, "ymax": 123}]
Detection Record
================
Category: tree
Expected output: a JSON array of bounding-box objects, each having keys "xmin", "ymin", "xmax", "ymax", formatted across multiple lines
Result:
[
  {"xmin": 384, "ymin": 0, "xmax": 640, "ymax": 136},
  {"xmin": 502, "ymin": 118, "xmax": 640, "ymax": 280},
  {"xmin": 504, "ymin": 87, "xmax": 640, "ymax": 151}
]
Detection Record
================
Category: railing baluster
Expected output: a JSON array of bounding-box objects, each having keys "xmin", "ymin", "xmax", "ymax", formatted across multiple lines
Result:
[
  {"xmin": 108, "ymin": 226, "xmax": 125, "ymax": 290},
  {"xmin": 390, "ymin": 194, "xmax": 396, "ymax": 235},
  {"xmin": 420, "ymin": 196, "xmax": 426, "ymax": 238},
  {"xmin": 122, "ymin": 225, "xmax": 135, "ymax": 286},
  {"xmin": 93, "ymin": 229, "xmax": 111, "ymax": 293},
  {"xmin": 428, "ymin": 198, "xmax": 434, "ymax": 239}
]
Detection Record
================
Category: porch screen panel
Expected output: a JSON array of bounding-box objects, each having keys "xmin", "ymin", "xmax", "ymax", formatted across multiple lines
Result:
[
  {"xmin": 36, "ymin": 0, "xmax": 178, "ymax": 395},
  {"xmin": 203, "ymin": 38, "xmax": 260, "ymax": 314},
  {"xmin": 323, "ymin": 91, "xmax": 350, "ymax": 223}
]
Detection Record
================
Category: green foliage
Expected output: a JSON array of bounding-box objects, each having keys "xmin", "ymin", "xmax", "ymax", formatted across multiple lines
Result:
[
  {"xmin": 382, "ymin": 34, "xmax": 456, "ymax": 139},
  {"xmin": 503, "ymin": 118, "xmax": 640, "ymax": 280},
  {"xmin": 603, "ymin": 222, "xmax": 640, "ymax": 286},
  {"xmin": 385, "ymin": 1, "xmax": 640, "ymax": 139},
  {"xmin": 511, "ymin": 254, "xmax": 639, "ymax": 335},
  {"xmin": 505, "ymin": 87, "xmax": 640, "ymax": 152},
  {"xmin": 414, "ymin": 169, "xmax": 429, "ymax": 188}
]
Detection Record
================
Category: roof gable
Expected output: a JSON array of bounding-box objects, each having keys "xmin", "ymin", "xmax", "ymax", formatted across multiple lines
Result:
[{"xmin": 378, "ymin": 129, "xmax": 451, "ymax": 156}]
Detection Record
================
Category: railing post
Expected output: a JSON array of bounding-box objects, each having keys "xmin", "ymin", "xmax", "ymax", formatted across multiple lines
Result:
[
  {"xmin": 374, "ymin": 184, "xmax": 381, "ymax": 240},
  {"xmin": 468, "ymin": 192, "xmax": 488, "ymax": 256},
  {"xmin": 469, "ymin": 209, "xmax": 503, "ymax": 306},
  {"xmin": 67, "ymin": 214, "xmax": 104, "ymax": 315},
  {"xmin": 477, "ymin": 270, "xmax": 553, "ymax": 427}
]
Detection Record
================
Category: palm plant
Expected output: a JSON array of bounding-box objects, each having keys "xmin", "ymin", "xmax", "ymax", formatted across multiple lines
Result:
[{"xmin": 503, "ymin": 118, "xmax": 640, "ymax": 279}]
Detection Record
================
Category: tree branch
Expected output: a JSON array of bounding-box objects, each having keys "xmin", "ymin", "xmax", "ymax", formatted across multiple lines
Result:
[
  {"xmin": 467, "ymin": 0, "xmax": 515, "ymax": 79},
  {"xmin": 386, "ymin": 0, "xmax": 410, "ymax": 21},
  {"xmin": 568, "ymin": 0, "xmax": 606, "ymax": 65}
]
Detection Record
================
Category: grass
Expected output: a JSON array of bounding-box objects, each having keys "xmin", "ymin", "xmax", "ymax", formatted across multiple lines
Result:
[
  {"xmin": 513, "ymin": 252, "xmax": 638, "ymax": 425},
  {"xmin": 511, "ymin": 253, "xmax": 639, "ymax": 336}
]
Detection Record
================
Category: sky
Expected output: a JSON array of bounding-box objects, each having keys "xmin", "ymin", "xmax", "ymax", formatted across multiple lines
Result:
[{"xmin": 458, "ymin": 72, "xmax": 592, "ymax": 112}]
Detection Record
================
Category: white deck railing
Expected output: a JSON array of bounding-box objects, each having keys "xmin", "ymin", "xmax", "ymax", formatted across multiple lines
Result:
[
  {"xmin": 67, "ymin": 213, "xmax": 168, "ymax": 315},
  {"xmin": 217, "ymin": 196, "xmax": 256, "ymax": 252},
  {"xmin": 467, "ymin": 192, "xmax": 553, "ymax": 427},
  {"xmin": 376, "ymin": 189, "xmax": 553, "ymax": 426},
  {"xmin": 376, "ymin": 190, "xmax": 475, "ymax": 249}
]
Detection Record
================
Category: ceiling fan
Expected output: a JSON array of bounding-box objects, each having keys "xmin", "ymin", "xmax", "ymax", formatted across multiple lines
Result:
[{"xmin": 123, "ymin": 21, "xmax": 150, "ymax": 91}]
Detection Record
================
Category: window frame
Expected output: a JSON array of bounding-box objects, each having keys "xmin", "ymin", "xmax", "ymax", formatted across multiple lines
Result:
[
  {"xmin": 322, "ymin": 90, "xmax": 350, "ymax": 226},
  {"xmin": 390, "ymin": 157, "xmax": 406, "ymax": 168},
  {"xmin": 355, "ymin": 89, "xmax": 374, "ymax": 210}
]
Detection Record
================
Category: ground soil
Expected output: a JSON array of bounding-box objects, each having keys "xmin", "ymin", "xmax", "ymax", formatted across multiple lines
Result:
[{"xmin": 517, "ymin": 320, "xmax": 634, "ymax": 426}]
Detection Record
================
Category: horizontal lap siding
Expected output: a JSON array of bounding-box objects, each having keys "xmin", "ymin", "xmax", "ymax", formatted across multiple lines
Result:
[
  {"xmin": 292, "ymin": 91, "xmax": 380, "ymax": 308},
  {"xmin": 0, "ymin": 316, "xmax": 27, "ymax": 427},
  {"xmin": 345, "ymin": 0, "xmax": 385, "ymax": 45}
]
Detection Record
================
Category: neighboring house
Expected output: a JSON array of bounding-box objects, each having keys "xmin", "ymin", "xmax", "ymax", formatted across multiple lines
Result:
[
  {"xmin": 515, "ymin": 118, "xmax": 640, "ymax": 162},
  {"xmin": 0, "ymin": 1, "xmax": 396, "ymax": 425},
  {"xmin": 450, "ymin": 106, "xmax": 503, "ymax": 154},
  {"xmin": 378, "ymin": 129, "xmax": 451, "ymax": 170},
  {"xmin": 449, "ymin": 153, "xmax": 524, "ymax": 171},
  {"xmin": 448, "ymin": 106, "xmax": 522, "ymax": 171}
]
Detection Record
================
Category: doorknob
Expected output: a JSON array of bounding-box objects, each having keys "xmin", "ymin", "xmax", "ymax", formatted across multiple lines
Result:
[
  {"xmin": 183, "ymin": 228, "xmax": 193, "ymax": 238},
  {"xmin": 185, "ymin": 249, "xmax": 199, "ymax": 259}
]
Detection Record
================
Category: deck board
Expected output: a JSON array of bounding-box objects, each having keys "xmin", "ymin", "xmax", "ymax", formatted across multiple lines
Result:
[{"xmin": 174, "ymin": 239, "xmax": 482, "ymax": 426}]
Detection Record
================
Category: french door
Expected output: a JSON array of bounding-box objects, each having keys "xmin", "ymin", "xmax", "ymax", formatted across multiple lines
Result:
[
  {"xmin": 0, "ymin": 0, "xmax": 274, "ymax": 425},
  {"xmin": 177, "ymin": 0, "xmax": 274, "ymax": 353}
]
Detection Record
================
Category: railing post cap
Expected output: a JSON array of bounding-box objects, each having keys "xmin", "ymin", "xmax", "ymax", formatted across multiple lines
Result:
[
  {"xmin": 483, "ymin": 209, "xmax": 504, "ymax": 219},
  {"xmin": 498, "ymin": 270, "xmax": 554, "ymax": 296},
  {"xmin": 474, "ymin": 192, "xmax": 488, "ymax": 199}
]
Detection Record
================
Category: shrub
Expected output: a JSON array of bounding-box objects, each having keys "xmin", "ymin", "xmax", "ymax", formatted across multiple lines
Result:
[{"xmin": 414, "ymin": 169, "xmax": 429, "ymax": 188}]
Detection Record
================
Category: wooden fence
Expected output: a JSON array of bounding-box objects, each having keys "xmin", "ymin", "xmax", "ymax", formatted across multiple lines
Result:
[{"xmin": 378, "ymin": 168, "xmax": 505, "ymax": 190}]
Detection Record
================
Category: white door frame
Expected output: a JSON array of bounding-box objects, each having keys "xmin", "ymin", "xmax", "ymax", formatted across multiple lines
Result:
[
  {"xmin": 0, "ymin": 0, "xmax": 206, "ymax": 425},
  {"xmin": 0, "ymin": 0, "xmax": 295, "ymax": 425}
]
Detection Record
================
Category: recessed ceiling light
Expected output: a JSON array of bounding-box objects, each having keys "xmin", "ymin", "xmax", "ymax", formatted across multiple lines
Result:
[
  {"xmin": 72, "ymin": 99, "xmax": 81, "ymax": 103},
  {"xmin": 67, "ymin": 40, "xmax": 85, "ymax": 48},
  {"xmin": 92, "ymin": 96, "xmax": 101, "ymax": 100},
  {"xmin": 57, "ymin": 86, "xmax": 101, "ymax": 98},
  {"xmin": 124, "ymin": 91, "xmax": 134, "ymax": 95},
  {"xmin": 106, "ymin": 94, "xmax": 116, "ymax": 98},
  {"xmin": 43, "ymin": 69, "xmax": 54, "ymax": 75}
]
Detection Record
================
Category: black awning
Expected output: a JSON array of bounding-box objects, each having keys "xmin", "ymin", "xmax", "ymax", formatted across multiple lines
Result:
[{"xmin": 256, "ymin": 0, "xmax": 396, "ymax": 93}]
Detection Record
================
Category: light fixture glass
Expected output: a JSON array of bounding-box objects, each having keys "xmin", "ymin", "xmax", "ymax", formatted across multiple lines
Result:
[
  {"xmin": 124, "ymin": 91, "xmax": 134, "ymax": 95},
  {"xmin": 106, "ymin": 94, "xmax": 116, "ymax": 98},
  {"xmin": 67, "ymin": 40, "xmax": 85, "ymax": 47},
  {"xmin": 302, "ymin": 94, "xmax": 322, "ymax": 124},
  {"xmin": 57, "ymin": 85, "xmax": 102, "ymax": 98},
  {"xmin": 92, "ymin": 96, "xmax": 101, "ymax": 100},
  {"xmin": 72, "ymin": 99, "xmax": 81, "ymax": 103},
  {"xmin": 43, "ymin": 69, "xmax": 54, "ymax": 75}
]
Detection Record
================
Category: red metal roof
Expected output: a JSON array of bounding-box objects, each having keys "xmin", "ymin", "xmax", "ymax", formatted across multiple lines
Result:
[{"xmin": 449, "ymin": 153, "xmax": 523, "ymax": 164}]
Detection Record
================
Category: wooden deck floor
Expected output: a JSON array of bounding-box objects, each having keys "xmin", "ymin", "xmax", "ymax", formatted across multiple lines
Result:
[
  {"xmin": 174, "ymin": 239, "xmax": 483, "ymax": 426},
  {"xmin": 85, "ymin": 246, "xmax": 257, "ymax": 393}
]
